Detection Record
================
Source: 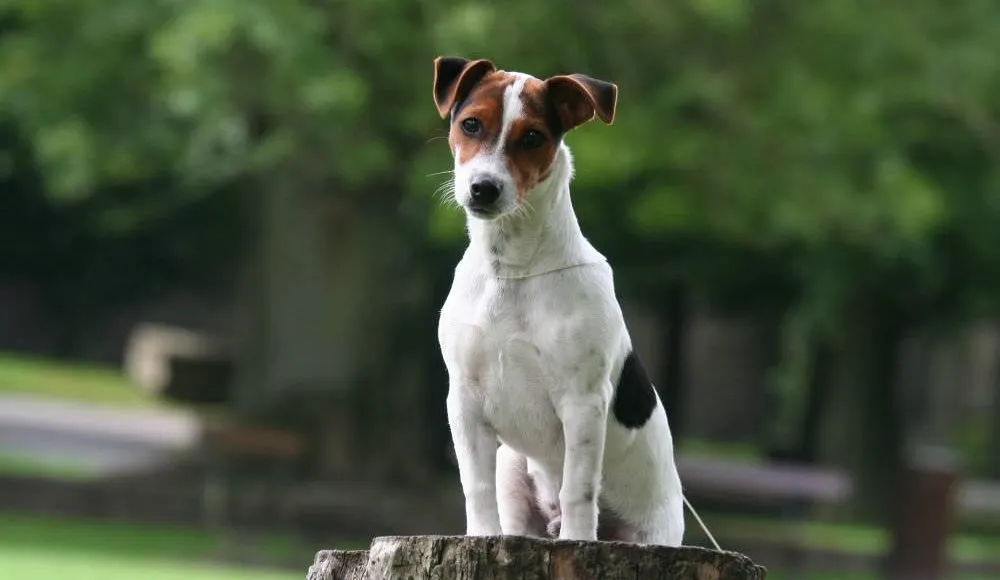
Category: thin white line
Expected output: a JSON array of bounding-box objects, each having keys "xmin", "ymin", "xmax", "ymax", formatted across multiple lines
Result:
[{"xmin": 684, "ymin": 494, "xmax": 722, "ymax": 552}]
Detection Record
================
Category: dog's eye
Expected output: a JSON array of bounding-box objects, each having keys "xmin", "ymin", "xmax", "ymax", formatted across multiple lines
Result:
[
  {"xmin": 461, "ymin": 118, "xmax": 482, "ymax": 136},
  {"xmin": 518, "ymin": 130, "xmax": 545, "ymax": 150}
]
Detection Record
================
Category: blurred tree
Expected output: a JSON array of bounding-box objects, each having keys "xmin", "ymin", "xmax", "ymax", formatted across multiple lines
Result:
[{"xmin": 0, "ymin": 0, "xmax": 452, "ymax": 481}]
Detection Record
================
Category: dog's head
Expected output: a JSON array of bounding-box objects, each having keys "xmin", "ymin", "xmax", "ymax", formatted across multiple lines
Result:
[{"xmin": 433, "ymin": 57, "xmax": 617, "ymax": 220}]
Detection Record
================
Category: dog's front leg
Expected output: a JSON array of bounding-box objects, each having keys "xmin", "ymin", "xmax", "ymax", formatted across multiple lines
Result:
[
  {"xmin": 447, "ymin": 389, "xmax": 502, "ymax": 536},
  {"xmin": 556, "ymin": 391, "xmax": 608, "ymax": 541}
]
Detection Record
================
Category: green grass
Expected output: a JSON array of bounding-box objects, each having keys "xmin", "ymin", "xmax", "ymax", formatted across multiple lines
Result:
[
  {"xmin": 1, "ymin": 513, "xmax": 254, "ymax": 560},
  {"xmin": 0, "ymin": 451, "xmax": 100, "ymax": 481},
  {"xmin": 0, "ymin": 352, "xmax": 154, "ymax": 407},
  {"xmin": 0, "ymin": 513, "xmax": 353, "ymax": 580},
  {"xmin": 0, "ymin": 550, "xmax": 301, "ymax": 580},
  {"xmin": 0, "ymin": 352, "xmax": 231, "ymax": 422}
]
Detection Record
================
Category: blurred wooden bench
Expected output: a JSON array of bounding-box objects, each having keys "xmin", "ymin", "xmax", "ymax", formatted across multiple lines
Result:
[
  {"xmin": 676, "ymin": 455, "xmax": 853, "ymax": 510},
  {"xmin": 199, "ymin": 421, "xmax": 307, "ymax": 536},
  {"xmin": 678, "ymin": 454, "xmax": 1000, "ymax": 517},
  {"xmin": 957, "ymin": 479, "xmax": 1000, "ymax": 517}
]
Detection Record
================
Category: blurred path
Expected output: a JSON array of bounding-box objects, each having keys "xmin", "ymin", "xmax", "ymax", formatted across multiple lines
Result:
[{"xmin": 0, "ymin": 394, "xmax": 200, "ymax": 475}]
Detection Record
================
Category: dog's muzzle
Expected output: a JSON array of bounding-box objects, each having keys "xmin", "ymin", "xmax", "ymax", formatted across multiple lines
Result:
[{"xmin": 468, "ymin": 177, "xmax": 502, "ymax": 214}]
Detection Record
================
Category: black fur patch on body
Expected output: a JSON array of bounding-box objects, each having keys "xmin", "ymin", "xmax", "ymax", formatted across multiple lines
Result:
[{"xmin": 611, "ymin": 351, "xmax": 657, "ymax": 429}]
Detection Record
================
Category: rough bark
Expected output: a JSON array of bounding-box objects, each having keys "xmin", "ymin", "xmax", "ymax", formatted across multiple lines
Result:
[
  {"xmin": 307, "ymin": 535, "xmax": 766, "ymax": 580},
  {"xmin": 309, "ymin": 550, "xmax": 370, "ymax": 580}
]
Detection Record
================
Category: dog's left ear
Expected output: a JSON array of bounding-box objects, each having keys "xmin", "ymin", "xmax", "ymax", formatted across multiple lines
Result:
[{"xmin": 545, "ymin": 74, "xmax": 618, "ymax": 131}]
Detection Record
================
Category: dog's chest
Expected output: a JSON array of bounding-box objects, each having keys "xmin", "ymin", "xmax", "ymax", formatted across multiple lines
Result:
[{"xmin": 439, "ymin": 276, "xmax": 564, "ymax": 459}]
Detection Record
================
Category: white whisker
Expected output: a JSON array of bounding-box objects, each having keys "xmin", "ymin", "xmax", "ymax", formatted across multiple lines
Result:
[{"xmin": 433, "ymin": 179, "xmax": 460, "ymax": 208}]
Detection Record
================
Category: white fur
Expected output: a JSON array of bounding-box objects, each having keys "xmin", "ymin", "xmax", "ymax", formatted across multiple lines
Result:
[{"xmin": 438, "ymin": 74, "xmax": 684, "ymax": 545}]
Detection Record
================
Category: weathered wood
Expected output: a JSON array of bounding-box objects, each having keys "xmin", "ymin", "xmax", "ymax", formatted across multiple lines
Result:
[
  {"xmin": 309, "ymin": 535, "xmax": 766, "ymax": 579},
  {"xmin": 308, "ymin": 550, "xmax": 370, "ymax": 580}
]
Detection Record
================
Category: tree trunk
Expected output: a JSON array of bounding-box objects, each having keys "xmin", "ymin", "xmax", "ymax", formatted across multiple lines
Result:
[
  {"xmin": 766, "ymin": 338, "xmax": 832, "ymax": 464},
  {"xmin": 307, "ymin": 536, "xmax": 767, "ymax": 580},
  {"xmin": 230, "ymin": 170, "xmax": 436, "ymax": 483},
  {"xmin": 796, "ymin": 340, "xmax": 832, "ymax": 463},
  {"xmin": 818, "ymin": 292, "xmax": 903, "ymax": 523},
  {"xmin": 990, "ymin": 378, "xmax": 1000, "ymax": 477},
  {"xmin": 973, "ymin": 321, "xmax": 1000, "ymax": 478}
]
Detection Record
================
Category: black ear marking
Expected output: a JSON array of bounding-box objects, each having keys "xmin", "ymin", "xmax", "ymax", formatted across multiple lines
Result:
[
  {"xmin": 433, "ymin": 56, "xmax": 496, "ymax": 119},
  {"xmin": 612, "ymin": 351, "xmax": 657, "ymax": 429},
  {"xmin": 433, "ymin": 57, "xmax": 470, "ymax": 114}
]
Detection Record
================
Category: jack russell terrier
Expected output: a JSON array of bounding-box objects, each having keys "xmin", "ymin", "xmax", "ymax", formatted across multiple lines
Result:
[{"xmin": 433, "ymin": 56, "xmax": 685, "ymax": 546}]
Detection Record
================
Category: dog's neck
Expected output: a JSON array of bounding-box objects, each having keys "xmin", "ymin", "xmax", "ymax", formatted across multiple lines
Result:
[{"xmin": 464, "ymin": 145, "xmax": 605, "ymax": 279}]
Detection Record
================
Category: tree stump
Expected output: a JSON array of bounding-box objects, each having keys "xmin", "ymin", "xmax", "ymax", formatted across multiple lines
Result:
[{"xmin": 307, "ymin": 535, "xmax": 766, "ymax": 579}]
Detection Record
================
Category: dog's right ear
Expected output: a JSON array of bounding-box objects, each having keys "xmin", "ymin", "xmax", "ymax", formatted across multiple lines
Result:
[{"xmin": 433, "ymin": 56, "xmax": 496, "ymax": 119}]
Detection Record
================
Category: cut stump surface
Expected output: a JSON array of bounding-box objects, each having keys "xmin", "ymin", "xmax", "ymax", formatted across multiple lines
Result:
[{"xmin": 307, "ymin": 535, "xmax": 766, "ymax": 580}]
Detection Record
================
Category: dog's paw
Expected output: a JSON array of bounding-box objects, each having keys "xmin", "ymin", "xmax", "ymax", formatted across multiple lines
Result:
[
  {"xmin": 546, "ymin": 516, "xmax": 561, "ymax": 538},
  {"xmin": 557, "ymin": 519, "xmax": 598, "ymax": 542},
  {"xmin": 558, "ymin": 529, "xmax": 598, "ymax": 541}
]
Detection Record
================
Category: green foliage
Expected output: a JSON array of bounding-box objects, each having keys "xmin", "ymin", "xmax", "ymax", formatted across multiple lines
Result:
[{"xmin": 2, "ymin": 0, "xmax": 1000, "ymax": 320}]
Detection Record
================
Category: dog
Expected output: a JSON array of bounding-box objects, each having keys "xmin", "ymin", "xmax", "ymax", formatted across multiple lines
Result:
[{"xmin": 433, "ymin": 56, "xmax": 685, "ymax": 546}]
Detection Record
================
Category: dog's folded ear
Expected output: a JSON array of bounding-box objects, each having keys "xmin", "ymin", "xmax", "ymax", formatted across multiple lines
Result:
[
  {"xmin": 433, "ymin": 56, "xmax": 496, "ymax": 119},
  {"xmin": 545, "ymin": 74, "xmax": 618, "ymax": 131}
]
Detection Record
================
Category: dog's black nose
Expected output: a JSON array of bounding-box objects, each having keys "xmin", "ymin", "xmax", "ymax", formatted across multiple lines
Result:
[{"xmin": 469, "ymin": 179, "xmax": 502, "ymax": 206}]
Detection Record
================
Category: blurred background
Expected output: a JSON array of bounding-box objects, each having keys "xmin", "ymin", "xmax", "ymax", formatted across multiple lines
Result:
[{"xmin": 1, "ymin": 1, "xmax": 999, "ymax": 579}]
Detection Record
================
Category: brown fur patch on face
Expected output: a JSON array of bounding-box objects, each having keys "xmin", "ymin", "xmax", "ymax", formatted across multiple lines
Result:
[
  {"xmin": 504, "ymin": 78, "xmax": 561, "ymax": 200},
  {"xmin": 448, "ymin": 72, "xmax": 516, "ymax": 165}
]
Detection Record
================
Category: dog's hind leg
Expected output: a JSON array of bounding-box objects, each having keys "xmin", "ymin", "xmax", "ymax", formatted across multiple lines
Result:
[{"xmin": 496, "ymin": 444, "xmax": 548, "ymax": 537}]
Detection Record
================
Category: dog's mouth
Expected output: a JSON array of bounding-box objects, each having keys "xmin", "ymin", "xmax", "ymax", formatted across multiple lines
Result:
[{"xmin": 466, "ymin": 206, "xmax": 503, "ymax": 220}]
